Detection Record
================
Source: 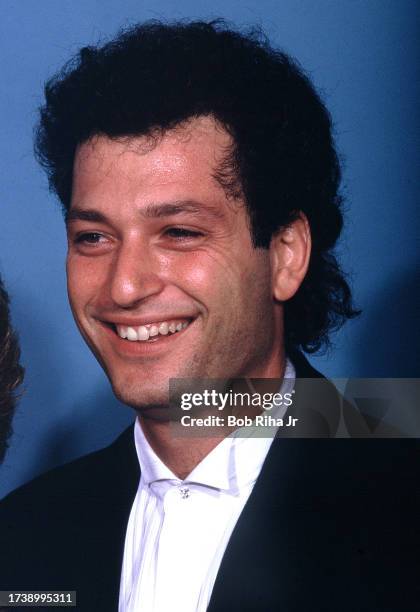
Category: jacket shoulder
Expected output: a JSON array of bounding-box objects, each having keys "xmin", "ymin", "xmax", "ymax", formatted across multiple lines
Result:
[
  {"xmin": 0, "ymin": 426, "xmax": 134, "ymax": 514},
  {"xmin": 0, "ymin": 425, "xmax": 138, "ymax": 600}
]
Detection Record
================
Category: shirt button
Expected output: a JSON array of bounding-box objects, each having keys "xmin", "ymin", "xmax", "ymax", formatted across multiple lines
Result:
[{"xmin": 179, "ymin": 487, "xmax": 190, "ymax": 499}]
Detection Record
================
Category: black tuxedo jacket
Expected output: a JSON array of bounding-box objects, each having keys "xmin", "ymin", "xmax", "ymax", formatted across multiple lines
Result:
[{"xmin": 1, "ymin": 354, "xmax": 419, "ymax": 611}]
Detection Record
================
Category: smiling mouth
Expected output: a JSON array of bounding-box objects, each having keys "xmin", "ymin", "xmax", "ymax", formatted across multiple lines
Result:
[{"xmin": 106, "ymin": 319, "xmax": 193, "ymax": 342}]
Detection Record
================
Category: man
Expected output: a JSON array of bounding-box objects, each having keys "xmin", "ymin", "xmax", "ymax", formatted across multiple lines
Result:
[
  {"xmin": 0, "ymin": 20, "xmax": 418, "ymax": 612},
  {"xmin": 0, "ymin": 276, "xmax": 24, "ymax": 464}
]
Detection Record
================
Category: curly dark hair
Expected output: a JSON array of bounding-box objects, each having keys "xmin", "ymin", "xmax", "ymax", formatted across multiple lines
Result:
[
  {"xmin": 0, "ymin": 276, "xmax": 24, "ymax": 463},
  {"xmin": 35, "ymin": 19, "xmax": 359, "ymax": 353}
]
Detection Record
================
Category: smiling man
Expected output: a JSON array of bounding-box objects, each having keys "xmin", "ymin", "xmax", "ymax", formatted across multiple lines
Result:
[
  {"xmin": 67, "ymin": 121, "xmax": 295, "ymax": 413},
  {"xmin": 66, "ymin": 118, "xmax": 308, "ymax": 451},
  {"xmin": 0, "ymin": 20, "xmax": 418, "ymax": 612}
]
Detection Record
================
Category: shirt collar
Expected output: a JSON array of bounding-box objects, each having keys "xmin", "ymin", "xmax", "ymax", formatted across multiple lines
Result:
[{"xmin": 134, "ymin": 421, "xmax": 174, "ymax": 485}]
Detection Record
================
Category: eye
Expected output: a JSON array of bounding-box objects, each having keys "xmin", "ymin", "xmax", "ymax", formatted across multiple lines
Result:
[
  {"xmin": 164, "ymin": 227, "xmax": 204, "ymax": 240},
  {"xmin": 74, "ymin": 232, "xmax": 107, "ymax": 244}
]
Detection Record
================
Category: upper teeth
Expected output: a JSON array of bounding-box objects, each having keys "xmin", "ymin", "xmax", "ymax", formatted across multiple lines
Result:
[{"xmin": 116, "ymin": 320, "xmax": 190, "ymax": 342}]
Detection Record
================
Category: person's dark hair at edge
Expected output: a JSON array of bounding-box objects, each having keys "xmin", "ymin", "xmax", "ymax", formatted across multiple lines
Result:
[
  {"xmin": 0, "ymin": 277, "xmax": 24, "ymax": 463},
  {"xmin": 35, "ymin": 19, "xmax": 359, "ymax": 354}
]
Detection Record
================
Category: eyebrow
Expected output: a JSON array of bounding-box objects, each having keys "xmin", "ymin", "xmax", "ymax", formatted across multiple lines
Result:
[
  {"xmin": 141, "ymin": 200, "xmax": 226, "ymax": 220},
  {"xmin": 65, "ymin": 209, "xmax": 107, "ymax": 225},
  {"xmin": 66, "ymin": 200, "xmax": 226, "ymax": 225}
]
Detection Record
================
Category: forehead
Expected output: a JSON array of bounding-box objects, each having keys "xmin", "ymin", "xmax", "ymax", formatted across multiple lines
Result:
[{"xmin": 71, "ymin": 116, "xmax": 236, "ymax": 212}]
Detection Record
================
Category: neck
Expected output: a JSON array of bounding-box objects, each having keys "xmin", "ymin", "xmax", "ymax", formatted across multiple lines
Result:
[
  {"xmin": 138, "ymin": 354, "xmax": 287, "ymax": 479},
  {"xmin": 139, "ymin": 417, "xmax": 228, "ymax": 479}
]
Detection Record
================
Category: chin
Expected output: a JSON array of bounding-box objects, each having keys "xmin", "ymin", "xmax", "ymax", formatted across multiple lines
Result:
[
  {"xmin": 111, "ymin": 377, "xmax": 170, "ymax": 410},
  {"xmin": 116, "ymin": 389, "xmax": 180, "ymax": 422}
]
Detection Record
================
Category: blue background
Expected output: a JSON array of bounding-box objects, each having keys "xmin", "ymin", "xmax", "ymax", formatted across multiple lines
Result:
[{"xmin": 0, "ymin": 0, "xmax": 419, "ymax": 498}]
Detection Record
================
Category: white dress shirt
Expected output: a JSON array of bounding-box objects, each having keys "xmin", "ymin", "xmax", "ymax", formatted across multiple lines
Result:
[{"xmin": 119, "ymin": 360, "xmax": 295, "ymax": 612}]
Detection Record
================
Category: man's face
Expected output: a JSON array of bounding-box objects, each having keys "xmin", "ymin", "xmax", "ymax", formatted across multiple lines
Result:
[{"xmin": 67, "ymin": 117, "xmax": 284, "ymax": 414}]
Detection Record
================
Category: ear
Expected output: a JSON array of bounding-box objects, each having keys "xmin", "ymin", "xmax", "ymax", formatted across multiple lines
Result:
[{"xmin": 270, "ymin": 213, "xmax": 311, "ymax": 301}]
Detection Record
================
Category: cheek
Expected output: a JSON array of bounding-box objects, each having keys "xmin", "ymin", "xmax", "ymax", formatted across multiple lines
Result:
[
  {"xmin": 164, "ymin": 250, "xmax": 243, "ymax": 302},
  {"xmin": 178, "ymin": 261, "xmax": 212, "ymax": 287},
  {"xmin": 66, "ymin": 255, "xmax": 103, "ymax": 308},
  {"xmin": 165, "ymin": 248, "xmax": 273, "ymax": 317}
]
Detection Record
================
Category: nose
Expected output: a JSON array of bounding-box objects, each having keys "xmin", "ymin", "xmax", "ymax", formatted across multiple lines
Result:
[{"xmin": 109, "ymin": 240, "xmax": 165, "ymax": 308}]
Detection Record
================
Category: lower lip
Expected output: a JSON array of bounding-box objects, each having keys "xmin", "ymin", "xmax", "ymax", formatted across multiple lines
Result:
[{"xmin": 99, "ymin": 321, "xmax": 194, "ymax": 357}]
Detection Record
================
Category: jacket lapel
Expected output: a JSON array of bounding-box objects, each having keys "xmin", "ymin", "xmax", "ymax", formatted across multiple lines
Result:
[{"xmin": 89, "ymin": 425, "xmax": 140, "ymax": 608}]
